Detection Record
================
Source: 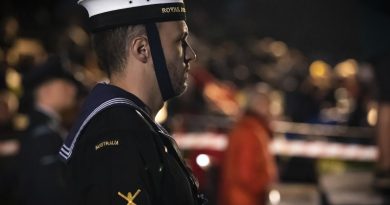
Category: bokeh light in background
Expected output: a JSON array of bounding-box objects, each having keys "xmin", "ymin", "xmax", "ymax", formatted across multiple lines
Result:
[
  {"xmin": 5, "ymin": 68, "xmax": 21, "ymax": 92},
  {"xmin": 309, "ymin": 60, "xmax": 330, "ymax": 79},
  {"xmin": 268, "ymin": 189, "xmax": 281, "ymax": 205},
  {"xmin": 335, "ymin": 59, "xmax": 358, "ymax": 78},
  {"xmin": 196, "ymin": 154, "xmax": 211, "ymax": 169},
  {"xmin": 367, "ymin": 102, "xmax": 378, "ymax": 126},
  {"xmin": 6, "ymin": 38, "xmax": 47, "ymax": 66}
]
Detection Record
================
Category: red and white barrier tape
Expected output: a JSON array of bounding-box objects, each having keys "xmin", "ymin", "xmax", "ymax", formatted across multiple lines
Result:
[{"xmin": 173, "ymin": 133, "xmax": 377, "ymax": 161}]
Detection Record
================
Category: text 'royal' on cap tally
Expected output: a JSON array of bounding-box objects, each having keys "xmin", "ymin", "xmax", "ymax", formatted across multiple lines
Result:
[{"xmin": 78, "ymin": 0, "xmax": 187, "ymax": 31}]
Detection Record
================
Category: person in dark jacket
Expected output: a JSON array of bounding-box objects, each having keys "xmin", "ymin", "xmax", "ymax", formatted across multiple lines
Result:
[
  {"xmin": 58, "ymin": 0, "xmax": 205, "ymax": 205},
  {"xmin": 18, "ymin": 56, "xmax": 80, "ymax": 205}
]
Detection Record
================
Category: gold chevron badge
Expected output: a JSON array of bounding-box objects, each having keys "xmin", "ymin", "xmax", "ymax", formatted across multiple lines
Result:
[{"xmin": 118, "ymin": 189, "xmax": 141, "ymax": 205}]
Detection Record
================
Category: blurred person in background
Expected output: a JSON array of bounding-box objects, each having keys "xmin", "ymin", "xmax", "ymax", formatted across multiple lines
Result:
[
  {"xmin": 219, "ymin": 83, "xmax": 278, "ymax": 205},
  {"xmin": 18, "ymin": 56, "xmax": 80, "ymax": 205},
  {"xmin": 360, "ymin": 0, "xmax": 390, "ymax": 196},
  {"xmin": 0, "ymin": 69, "xmax": 20, "ymax": 205}
]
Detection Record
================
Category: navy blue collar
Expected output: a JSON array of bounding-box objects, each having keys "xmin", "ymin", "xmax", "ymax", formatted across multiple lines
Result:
[
  {"xmin": 59, "ymin": 83, "xmax": 151, "ymax": 162},
  {"xmin": 105, "ymin": 83, "xmax": 151, "ymax": 115}
]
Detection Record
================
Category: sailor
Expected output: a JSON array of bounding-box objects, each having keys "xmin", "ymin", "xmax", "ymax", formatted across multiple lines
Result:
[
  {"xmin": 19, "ymin": 56, "xmax": 81, "ymax": 205},
  {"xmin": 59, "ymin": 0, "xmax": 206, "ymax": 204}
]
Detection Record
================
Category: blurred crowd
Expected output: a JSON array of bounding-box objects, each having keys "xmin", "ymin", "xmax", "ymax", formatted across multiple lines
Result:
[{"xmin": 0, "ymin": 0, "xmax": 389, "ymax": 205}]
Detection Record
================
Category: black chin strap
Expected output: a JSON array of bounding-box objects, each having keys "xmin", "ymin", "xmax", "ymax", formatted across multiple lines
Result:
[{"xmin": 145, "ymin": 23, "xmax": 176, "ymax": 101}]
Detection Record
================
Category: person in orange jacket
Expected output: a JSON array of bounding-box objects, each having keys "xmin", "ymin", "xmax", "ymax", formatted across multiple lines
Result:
[{"xmin": 219, "ymin": 83, "xmax": 278, "ymax": 205}]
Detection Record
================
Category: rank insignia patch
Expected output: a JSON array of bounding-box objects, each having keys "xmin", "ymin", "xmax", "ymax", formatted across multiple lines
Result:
[{"xmin": 118, "ymin": 189, "xmax": 141, "ymax": 205}]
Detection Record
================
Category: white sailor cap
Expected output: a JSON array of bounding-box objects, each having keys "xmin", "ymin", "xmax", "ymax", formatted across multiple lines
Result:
[{"xmin": 78, "ymin": 0, "xmax": 187, "ymax": 32}]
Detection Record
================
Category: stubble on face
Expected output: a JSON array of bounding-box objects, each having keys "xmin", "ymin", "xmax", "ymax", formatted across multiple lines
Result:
[
  {"xmin": 167, "ymin": 60, "xmax": 188, "ymax": 95},
  {"xmin": 158, "ymin": 21, "xmax": 192, "ymax": 96}
]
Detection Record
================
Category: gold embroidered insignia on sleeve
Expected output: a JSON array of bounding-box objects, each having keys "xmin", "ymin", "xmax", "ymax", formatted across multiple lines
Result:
[{"xmin": 118, "ymin": 189, "xmax": 141, "ymax": 205}]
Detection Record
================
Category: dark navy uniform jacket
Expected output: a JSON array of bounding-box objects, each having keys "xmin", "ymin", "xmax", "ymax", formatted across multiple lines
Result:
[
  {"xmin": 19, "ymin": 108, "xmax": 68, "ymax": 205},
  {"xmin": 59, "ymin": 83, "xmax": 205, "ymax": 205}
]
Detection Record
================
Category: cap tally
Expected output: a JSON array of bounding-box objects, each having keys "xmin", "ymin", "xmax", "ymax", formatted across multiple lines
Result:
[{"xmin": 79, "ymin": 0, "xmax": 186, "ymax": 31}]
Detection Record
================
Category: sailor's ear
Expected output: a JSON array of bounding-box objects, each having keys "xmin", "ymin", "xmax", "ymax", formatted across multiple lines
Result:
[{"xmin": 130, "ymin": 36, "xmax": 150, "ymax": 63}]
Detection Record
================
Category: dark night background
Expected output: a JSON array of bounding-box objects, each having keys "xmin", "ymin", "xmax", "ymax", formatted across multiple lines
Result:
[{"xmin": 1, "ymin": 0, "xmax": 390, "ymax": 63}]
